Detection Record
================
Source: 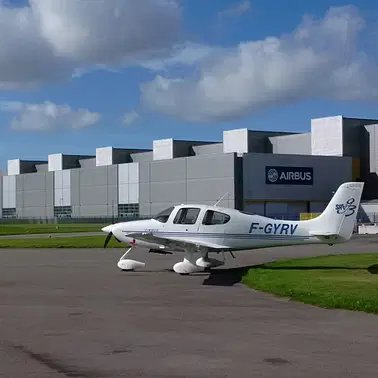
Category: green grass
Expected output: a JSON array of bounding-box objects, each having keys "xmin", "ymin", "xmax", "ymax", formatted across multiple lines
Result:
[
  {"xmin": 0, "ymin": 223, "xmax": 106, "ymax": 236},
  {"xmin": 241, "ymin": 254, "xmax": 378, "ymax": 314},
  {"xmin": 0, "ymin": 236, "xmax": 124, "ymax": 248}
]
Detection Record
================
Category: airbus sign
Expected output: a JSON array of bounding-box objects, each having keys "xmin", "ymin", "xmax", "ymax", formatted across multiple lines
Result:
[{"xmin": 265, "ymin": 166, "xmax": 313, "ymax": 185}]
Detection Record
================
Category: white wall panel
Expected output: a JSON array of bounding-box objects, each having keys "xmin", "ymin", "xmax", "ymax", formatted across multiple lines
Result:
[
  {"xmin": 311, "ymin": 116, "xmax": 343, "ymax": 156},
  {"xmin": 118, "ymin": 163, "xmax": 139, "ymax": 204},
  {"xmin": 360, "ymin": 203, "xmax": 378, "ymax": 213},
  {"xmin": 118, "ymin": 163, "xmax": 128, "ymax": 185},
  {"xmin": 128, "ymin": 163, "xmax": 139, "ymax": 183},
  {"xmin": 7, "ymin": 159, "xmax": 20, "ymax": 175},
  {"xmin": 128, "ymin": 183, "xmax": 139, "ymax": 203},
  {"xmin": 48, "ymin": 153, "xmax": 63, "ymax": 171},
  {"xmin": 118, "ymin": 185, "xmax": 128, "ymax": 203},
  {"xmin": 153, "ymin": 139, "xmax": 173, "ymax": 160},
  {"xmin": 223, "ymin": 128, "xmax": 248, "ymax": 154},
  {"xmin": 2, "ymin": 176, "xmax": 16, "ymax": 208},
  {"xmin": 54, "ymin": 170, "xmax": 71, "ymax": 206},
  {"xmin": 96, "ymin": 147, "xmax": 113, "ymax": 166},
  {"xmin": 365, "ymin": 124, "xmax": 378, "ymax": 173}
]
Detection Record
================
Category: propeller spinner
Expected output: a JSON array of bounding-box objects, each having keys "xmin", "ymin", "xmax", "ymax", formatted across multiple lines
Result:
[{"xmin": 102, "ymin": 225, "xmax": 120, "ymax": 248}]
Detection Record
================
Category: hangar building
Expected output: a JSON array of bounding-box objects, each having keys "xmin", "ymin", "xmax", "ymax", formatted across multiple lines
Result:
[{"xmin": 1, "ymin": 115, "xmax": 377, "ymax": 221}]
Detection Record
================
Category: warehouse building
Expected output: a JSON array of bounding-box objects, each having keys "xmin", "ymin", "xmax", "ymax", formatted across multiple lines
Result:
[{"xmin": 1, "ymin": 115, "xmax": 377, "ymax": 221}]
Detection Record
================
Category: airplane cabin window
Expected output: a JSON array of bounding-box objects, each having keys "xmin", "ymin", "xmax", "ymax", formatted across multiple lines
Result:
[
  {"xmin": 173, "ymin": 208, "xmax": 200, "ymax": 225},
  {"xmin": 202, "ymin": 210, "xmax": 230, "ymax": 225},
  {"xmin": 153, "ymin": 207, "xmax": 174, "ymax": 223}
]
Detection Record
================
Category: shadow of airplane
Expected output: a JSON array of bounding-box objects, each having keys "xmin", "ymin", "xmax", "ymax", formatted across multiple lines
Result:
[{"xmin": 202, "ymin": 263, "xmax": 378, "ymax": 287}]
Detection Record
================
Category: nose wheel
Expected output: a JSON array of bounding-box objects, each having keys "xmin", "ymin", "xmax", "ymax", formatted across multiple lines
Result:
[{"xmin": 117, "ymin": 247, "xmax": 146, "ymax": 271}]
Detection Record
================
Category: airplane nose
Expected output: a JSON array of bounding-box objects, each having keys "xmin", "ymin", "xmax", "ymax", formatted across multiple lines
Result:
[{"xmin": 101, "ymin": 225, "xmax": 113, "ymax": 233}]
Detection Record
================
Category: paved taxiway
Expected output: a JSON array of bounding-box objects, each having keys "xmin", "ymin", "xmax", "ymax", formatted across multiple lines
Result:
[
  {"xmin": 0, "ymin": 231, "xmax": 103, "ymax": 239},
  {"xmin": 0, "ymin": 235, "xmax": 378, "ymax": 377}
]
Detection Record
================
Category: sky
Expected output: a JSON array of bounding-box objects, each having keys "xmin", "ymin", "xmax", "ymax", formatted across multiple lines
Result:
[{"xmin": 1, "ymin": 0, "xmax": 378, "ymax": 169}]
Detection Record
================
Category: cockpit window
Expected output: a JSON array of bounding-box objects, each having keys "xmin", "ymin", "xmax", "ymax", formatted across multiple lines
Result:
[
  {"xmin": 202, "ymin": 210, "xmax": 230, "ymax": 225},
  {"xmin": 153, "ymin": 207, "xmax": 174, "ymax": 223},
  {"xmin": 173, "ymin": 208, "xmax": 200, "ymax": 225}
]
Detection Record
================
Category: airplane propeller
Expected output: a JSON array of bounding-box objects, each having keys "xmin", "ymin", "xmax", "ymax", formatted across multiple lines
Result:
[{"xmin": 104, "ymin": 232, "xmax": 113, "ymax": 248}]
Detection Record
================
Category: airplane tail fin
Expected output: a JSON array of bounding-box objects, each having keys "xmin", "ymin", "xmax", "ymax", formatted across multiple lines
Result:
[{"xmin": 305, "ymin": 182, "xmax": 364, "ymax": 241}]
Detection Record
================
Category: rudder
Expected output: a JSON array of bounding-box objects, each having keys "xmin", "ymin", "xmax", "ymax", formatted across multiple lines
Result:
[{"xmin": 307, "ymin": 182, "xmax": 364, "ymax": 241}]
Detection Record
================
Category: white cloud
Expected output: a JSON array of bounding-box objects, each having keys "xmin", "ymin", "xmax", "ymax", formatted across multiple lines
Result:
[
  {"xmin": 0, "ymin": 0, "xmax": 182, "ymax": 88},
  {"xmin": 139, "ymin": 42, "xmax": 219, "ymax": 72},
  {"xmin": 140, "ymin": 5, "xmax": 378, "ymax": 123},
  {"xmin": 0, "ymin": 101, "xmax": 100, "ymax": 131},
  {"xmin": 122, "ymin": 110, "xmax": 140, "ymax": 126},
  {"xmin": 218, "ymin": 1, "xmax": 251, "ymax": 19}
]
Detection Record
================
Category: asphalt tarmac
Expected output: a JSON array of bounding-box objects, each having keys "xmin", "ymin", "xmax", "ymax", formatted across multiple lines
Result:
[
  {"xmin": 0, "ymin": 231, "xmax": 103, "ymax": 239},
  {"xmin": 0, "ymin": 235, "xmax": 378, "ymax": 377}
]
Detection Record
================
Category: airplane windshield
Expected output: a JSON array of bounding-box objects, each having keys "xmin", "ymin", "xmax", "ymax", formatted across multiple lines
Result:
[{"xmin": 153, "ymin": 207, "xmax": 174, "ymax": 223}]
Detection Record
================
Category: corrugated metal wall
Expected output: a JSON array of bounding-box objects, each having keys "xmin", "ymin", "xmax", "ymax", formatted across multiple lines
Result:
[
  {"xmin": 54, "ymin": 170, "xmax": 71, "ymax": 206},
  {"xmin": 71, "ymin": 165, "xmax": 118, "ymax": 217},
  {"xmin": 118, "ymin": 163, "xmax": 139, "ymax": 204},
  {"xmin": 270, "ymin": 133, "xmax": 311, "ymax": 155},
  {"xmin": 139, "ymin": 154, "xmax": 236, "ymax": 217},
  {"xmin": 16, "ymin": 172, "xmax": 54, "ymax": 218}
]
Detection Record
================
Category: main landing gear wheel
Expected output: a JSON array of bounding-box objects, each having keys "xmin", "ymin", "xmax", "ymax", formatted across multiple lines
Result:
[{"xmin": 172, "ymin": 250, "xmax": 227, "ymax": 275}]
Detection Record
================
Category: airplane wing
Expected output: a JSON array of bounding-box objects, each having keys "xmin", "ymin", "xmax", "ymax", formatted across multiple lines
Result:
[{"xmin": 126, "ymin": 232, "xmax": 229, "ymax": 252}]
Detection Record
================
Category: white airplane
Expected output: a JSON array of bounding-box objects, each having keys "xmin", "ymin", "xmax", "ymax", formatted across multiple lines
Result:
[{"xmin": 102, "ymin": 181, "xmax": 364, "ymax": 275}]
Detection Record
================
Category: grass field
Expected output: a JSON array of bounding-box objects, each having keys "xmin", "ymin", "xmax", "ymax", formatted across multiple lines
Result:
[
  {"xmin": 0, "ymin": 236, "xmax": 124, "ymax": 248},
  {"xmin": 242, "ymin": 254, "xmax": 378, "ymax": 314},
  {"xmin": 0, "ymin": 223, "xmax": 106, "ymax": 236}
]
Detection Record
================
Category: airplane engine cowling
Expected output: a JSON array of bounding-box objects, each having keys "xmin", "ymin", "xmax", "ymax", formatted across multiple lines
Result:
[{"xmin": 117, "ymin": 259, "xmax": 145, "ymax": 271}]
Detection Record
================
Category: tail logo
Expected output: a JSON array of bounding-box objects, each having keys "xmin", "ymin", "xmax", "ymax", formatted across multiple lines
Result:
[{"xmin": 335, "ymin": 198, "xmax": 356, "ymax": 217}]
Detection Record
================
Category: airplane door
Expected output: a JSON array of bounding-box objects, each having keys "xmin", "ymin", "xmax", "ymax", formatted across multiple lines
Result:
[
  {"xmin": 169, "ymin": 207, "xmax": 202, "ymax": 234},
  {"xmin": 197, "ymin": 209, "xmax": 230, "ymax": 246}
]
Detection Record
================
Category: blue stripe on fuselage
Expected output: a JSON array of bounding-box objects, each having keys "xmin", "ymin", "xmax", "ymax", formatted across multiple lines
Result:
[{"xmin": 120, "ymin": 230, "xmax": 311, "ymax": 239}]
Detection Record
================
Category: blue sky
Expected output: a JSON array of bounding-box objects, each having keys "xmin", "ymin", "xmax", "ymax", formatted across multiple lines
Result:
[{"xmin": 1, "ymin": 0, "xmax": 378, "ymax": 169}]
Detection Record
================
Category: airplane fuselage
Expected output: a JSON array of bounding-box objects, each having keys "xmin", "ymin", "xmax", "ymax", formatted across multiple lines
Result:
[{"xmin": 108, "ymin": 208, "xmax": 339, "ymax": 253}]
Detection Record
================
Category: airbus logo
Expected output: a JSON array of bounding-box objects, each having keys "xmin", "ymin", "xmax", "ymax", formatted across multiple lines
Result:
[
  {"xmin": 266, "ymin": 166, "xmax": 313, "ymax": 185},
  {"xmin": 267, "ymin": 169, "xmax": 279, "ymax": 182}
]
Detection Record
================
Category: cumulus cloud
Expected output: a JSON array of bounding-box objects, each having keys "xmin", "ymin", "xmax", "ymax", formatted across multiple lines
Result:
[
  {"xmin": 140, "ymin": 5, "xmax": 378, "ymax": 123},
  {"xmin": 218, "ymin": 1, "xmax": 251, "ymax": 19},
  {"xmin": 122, "ymin": 110, "xmax": 140, "ymax": 126},
  {"xmin": 0, "ymin": 0, "xmax": 182, "ymax": 89},
  {"xmin": 0, "ymin": 101, "xmax": 100, "ymax": 131},
  {"xmin": 140, "ymin": 42, "xmax": 217, "ymax": 72}
]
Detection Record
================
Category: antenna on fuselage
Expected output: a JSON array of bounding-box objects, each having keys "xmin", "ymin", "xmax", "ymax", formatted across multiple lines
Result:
[{"xmin": 214, "ymin": 192, "xmax": 230, "ymax": 207}]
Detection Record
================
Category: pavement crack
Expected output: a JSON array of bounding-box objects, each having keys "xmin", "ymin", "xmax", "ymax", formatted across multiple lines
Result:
[
  {"xmin": 264, "ymin": 357, "xmax": 291, "ymax": 365},
  {"xmin": 7, "ymin": 343, "xmax": 104, "ymax": 377}
]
